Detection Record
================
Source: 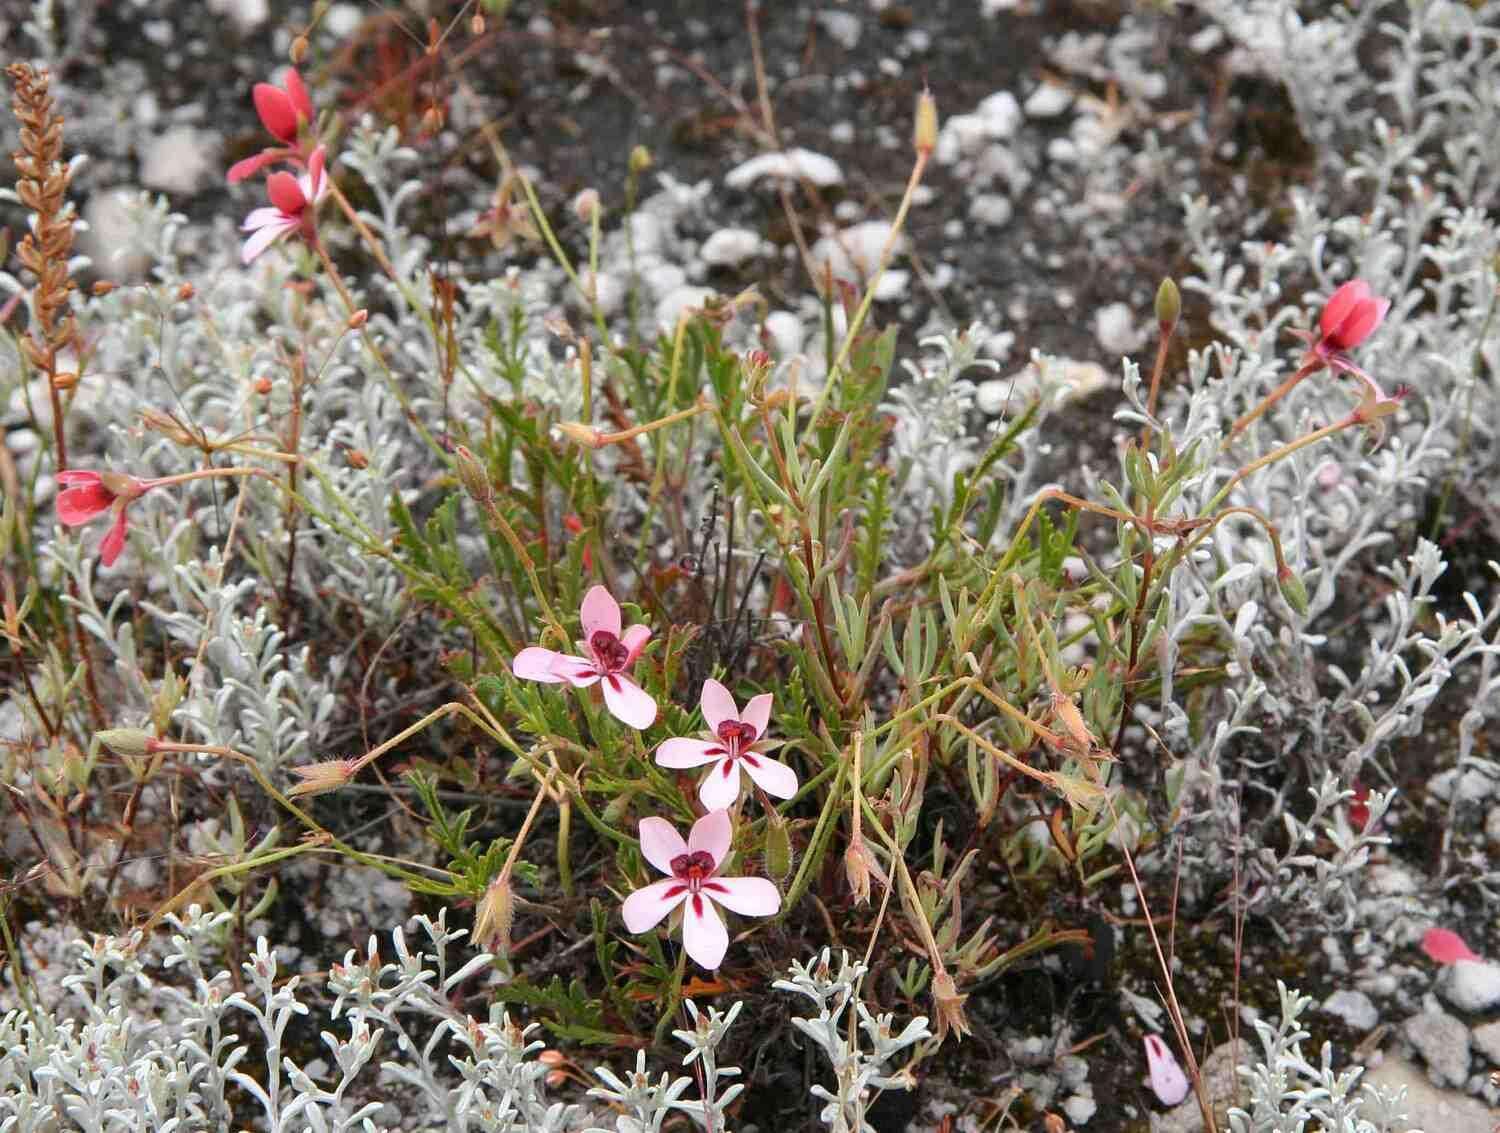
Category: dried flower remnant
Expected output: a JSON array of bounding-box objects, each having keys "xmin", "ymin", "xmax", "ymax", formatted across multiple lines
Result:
[
  {"xmin": 241, "ymin": 145, "xmax": 330, "ymax": 264},
  {"xmin": 228, "ymin": 67, "xmax": 316, "ymax": 182},
  {"xmin": 285, "ymin": 758, "xmax": 358, "ymax": 799},
  {"xmin": 512, "ymin": 585, "xmax": 657, "ymax": 729},
  {"xmin": 930, "ymin": 966, "xmax": 971, "ymax": 1040},
  {"xmin": 1421, "ymin": 927, "xmax": 1481, "ymax": 965},
  {"xmin": 621, "ymin": 809, "xmax": 779, "ymax": 970},
  {"xmin": 1143, "ymin": 1034, "xmax": 1190, "ymax": 1106},
  {"xmin": 655, "ymin": 679, "xmax": 797, "ymax": 808}
]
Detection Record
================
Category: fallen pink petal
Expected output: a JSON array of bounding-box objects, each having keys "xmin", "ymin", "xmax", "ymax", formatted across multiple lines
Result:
[
  {"xmin": 1421, "ymin": 927, "xmax": 1481, "ymax": 965},
  {"xmin": 1143, "ymin": 1034, "xmax": 1190, "ymax": 1107}
]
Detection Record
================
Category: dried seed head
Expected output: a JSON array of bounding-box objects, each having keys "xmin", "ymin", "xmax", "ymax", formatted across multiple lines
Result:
[
  {"xmin": 92, "ymin": 280, "xmax": 116, "ymax": 296},
  {"xmin": 844, "ymin": 835, "xmax": 873, "ymax": 905},
  {"xmin": 286, "ymin": 758, "xmax": 359, "ymax": 798},
  {"xmin": 555, "ymin": 420, "xmax": 604, "ymax": 449},
  {"xmin": 454, "ymin": 445, "xmax": 493, "ymax": 506},
  {"xmin": 344, "ymin": 448, "xmax": 369, "ymax": 470},
  {"xmin": 474, "ymin": 874, "xmax": 515, "ymax": 955},
  {"xmin": 572, "ymin": 188, "xmax": 601, "ymax": 224},
  {"xmin": 421, "ymin": 105, "xmax": 444, "ymax": 137},
  {"xmin": 51, "ymin": 371, "xmax": 78, "ymax": 391},
  {"xmin": 470, "ymin": 11, "xmax": 485, "ymax": 36},
  {"xmin": 930, "ymin": 967, "xmax": 971, "ymax": 1040},
  {"xmin": 139, "ymin": 407, "xmax": 198, "ymax": 446}
]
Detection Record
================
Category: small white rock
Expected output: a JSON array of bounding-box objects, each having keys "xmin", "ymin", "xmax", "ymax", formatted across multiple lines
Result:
[
  {"xmin": 81, "ymin": 189, "xmax": 153, "ymax": 279},
  {"xmin": 810, "ymin": 221, "xmax": 903, "ymax": 281},
  {"xmin": 817, "ymin": 10, "xmax": 862, "ymax": 50},
  {"xmin": 140, "ymin": 127, "xmax": 218, "ymax": 195},
  {"xmin": 699, "ymin": 228, "xmax": 765, "ymax": 268},
  {"xmin": 642, "ymin": 261, "xmax": 686, "ymax": 301},
  {"xmin": 977, "ymin": 90, "xmax": 1022, "ymax": 139},
  {"xmin": 1095, "ymin": 301, "xmax": 1147, "ymax": 355},
  {"xmin": 725, "ymin": 148, "xmax": 843, "ymax": 190},
  {"xmin": 1063, "ymin": 1095, "xmax": 1096, "ymax": 1126},
  {"xmin": 655, "ymin": 285, "xmax": 716, "ymax": 333},
  {"xmin": 969, "ymin": 193, "xmax": 1013, "ymax": 228},
  {"xmin": 1321, "ymin": 989, "xmax": 1378, "ymax": 1032},
  {"xmin": 1025, "ymin": 81, "xmax": 1074, "ymax": 119},
  {"xmin": 205, "ymin": 0, "xmax": 269, "ymax": 33},
  {"xmin": 1442, "ymin": 960, "xmax": 1500, "ymax": 1013},
  {"xmin": 763, "ymin": 311, "xmax": 805, "ymax": 358},
  {"xmin": 577, "ymin": 270, "xmax": 626, "ymax": 318},
  {"xmin": 1473, "ymin": 1020, "xmax": 1500, "ymax": 1065},
  {"xmin": 1403, "ymin": 1010, "xmax": 1471, "ymax": 1087}
]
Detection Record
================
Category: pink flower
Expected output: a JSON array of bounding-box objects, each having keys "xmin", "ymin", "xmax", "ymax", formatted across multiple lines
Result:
[
  {"xmin": 1143, "ymin": 1034, "xmax": 1190, "ymax": 1107},
  {"xmin": 621, "ymin": 809, "xmax": 780, "ymax": 970},
  {"xmin": 1421, "ymin": 927, "xmax": 1481, "ymax": 965},
  {"xmin": 56, "ymin": 470, "xmax": 156, "ymax": 566},
  {"xmin": 240, "ymin": 146, "xmax": 329, "ymax": 264},
  {"xmin": 512, "ymin": 585, "xmax": 656, "ymax": 729},
  {"xmin": 1317, "ymin": 280, "xmax": 1390, "ymax": 356},
  {"xmin": 656, "ymin": 679, "xmax": 797, "ymax": 809},
  {"xmin": 1348, "ymin": 780, "xmax": 1371, "ymax": 832},
  {"xmin": 228, "ymin": 68, "xmax": 315, "ymax": 183}
]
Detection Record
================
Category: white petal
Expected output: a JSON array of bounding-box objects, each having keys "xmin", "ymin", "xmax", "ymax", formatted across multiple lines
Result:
[
  {"xmin": 638, "ymin": 817, "xmax": 688, "ymax": 876},
  {"xmin": 656, "ymin": 738, "xmax": 724, "ymax": 769},
  {"xmin": 687, "ymin": 808, "xmax": 733, "ymax": 869},
  {"xmin": 741, "ymin": 753, "xmax": 799, "ymax": 799},
  {"xmin": 580, "ymin": 585, "xmax": 622, "ymax": 638},
  {"xmin": 602, "ymin": 674, "xmax": 656, "ymax": 730},
  {"xmin": 697, "ymin": 758, "xmax": 743, "ymax": 810},
  {"xmin": 513, "ymin": 647, "xmax": 568, "ymax": 683},
  {"xmin": 703, "ymin": 876, "xmax": 780, "ymax": 918},
  {"xmin": 700, "ymin": 679, "xmax": 739, "ymax": 732},
  {"xmin": 681, "ymin": 892, "xmax": 728, "ymax": 970},
  {"xmin": 622, "ymin": 879, "xmax": 688, "ymax": 933},
  {"xmin": 741, "ymin": 692, "xmax": 773, "ymax": 739}
]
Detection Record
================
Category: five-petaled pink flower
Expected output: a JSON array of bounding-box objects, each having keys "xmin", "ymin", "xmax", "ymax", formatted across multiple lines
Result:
[
  {"xmin": 621, "ymin": 809, "xmax": 780, "ymax": 970},
  {"xmin": 228, "ymin": 68, "xmax": 316, "ymax": 183},
  {"xmin": 241, "ymin": 145, "xmax": 329, "ymax": 264},
  {"xmin": 656, "ymin": 679, "xmax": 797, "ymax": 809},
  {"xmin": 512, "ymin": 585, "xmax": 657, "ymax": 729},
  {"xmin": 56, "ymin": 470, "xmax": 156, "ymax": 566},
  {"xmin": 1143, "ymin": 1034, "xmax": 1190, "ymax": 1107}
]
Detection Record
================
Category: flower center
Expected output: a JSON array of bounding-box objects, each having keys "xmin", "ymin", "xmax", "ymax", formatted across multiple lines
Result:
[
  {"xmin": 590, "ymin": 630, "xmax": 629, "ymax": 672},
  {"xmin": 670, "ymin": 850, "xmax": 716, "ymax": 891},
  {"xmin": 715, "ymin": 720, "xmax": 757, "ymax": 755}
]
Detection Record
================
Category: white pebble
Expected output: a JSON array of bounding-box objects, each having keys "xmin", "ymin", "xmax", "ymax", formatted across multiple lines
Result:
[
  {"xmin": 1025, "ymin": 81, "xmax": 1074, "ymax": 119},
  {"xmin": 969, "ymin": 193, "xmax": 1013, "ymax": 228},
  {"xmin": 1095, "ymin": 302, "xmax": 1146, "ymax": 355},
  {"xmin": 700, "ymin": 228, "xmax": 765, "ymax": 268},
  {"xmin": 725, "ymin": 148, "xmax": 843, "ymax": 190}
]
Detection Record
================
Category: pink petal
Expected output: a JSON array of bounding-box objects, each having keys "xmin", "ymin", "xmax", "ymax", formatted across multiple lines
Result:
[
  {"xmin": 602, "ymin": 674, "xmax": 656, "ymax": 730},
  {"xmin": 621, "ymin": 878, "xmax": 688, "ymax": 933},
  {"xmin": 99, "ymin": 508, "xmax": 129, "ymax": 567},
  {"xmin": 1336, "ymin": 297, "xmax": 1387, "ymax": 349},
  {"xmin": 681, "ymin": 891, "xmax": 729, "ymax": 970},
  {"xmin": 1320, "ymin": 280, "xmax": 1370, "ymax": 337},
  {"xmin": 655, "ymin": 737, "xmax": 724, "ymax": 769},
  {"xmin": 580, "ymin": 585, "xmax": 621, "ymax": 639},
  {"xmin": 740, "ymin": 753, "xmax": 798, "ymax": 800},
  {"xmin": 56, "ymin": 483, "xmax": 113, "ymax": 525},
  {"xmin": 56, "ymin": 470, "xmax": 103, "ymax": 488},
  {"xmin": 1422, "ymin": 927, "xmax": 1481, "ymax": 965},
  {"xmin": 253, "ymin": 83, "xmax": 299, "ymax": 143},
  {"xmin": 241, "ymin": 206, "xmax": 288, "ymax": 231},
  {"xmin": 512, "ymin": 647, "xmax": 571, "ymax": 683},
  {"xmin": 266, "ymin": 170, "xmax": 306, "ymax": 215},
  {"xmin": 638, "ymin": 816, "xmax": 688, "ymax": 876},
  {"xmin": 304, "ymin": 145, "xmax": 327, "ymax": 200},
  {"xmin": 1144, "ymin": 1034, "xmax": 1190, "ymax": 1107},
  {"xmin": 226, "ymin": 149, "xmax": 280, "ymax": 183},
  {"xmin": 620, "ymin": 623, "xmax": 651, "ymax": 667},
  {"xmin": 283, "ymin": 68, "xmax": 313, "ymax": 125},
  {"xmin": 697, "ymin": 758, "xmax": 743, "ymax": 810},
  {"xmin": 741, "ymin": 692, "xmax": 773, "ymax": 740},
  {"xmin": 241, "ymin": 218, "xmax": 295, "ymax": 264},
  {"xmin": 553, "ymin": 658, "xmax": 603, "ymax": 688},
  {"xmin": 702, "ymin": 876, "xmax": 780, "ymax": 918},
  {"xmin": 700, "ymin": 678, "xmax": 739, "ymax": 732},
  {"xmin": 687, "ymin": 808, "xmax": 733, "ymax": 870}
]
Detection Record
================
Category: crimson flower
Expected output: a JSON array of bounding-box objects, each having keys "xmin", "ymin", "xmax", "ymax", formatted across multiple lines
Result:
[
  {"xmin": 1421, "ymin": 927, "xmax": 1481, "ymax": 965},
  {"xmin": 1143, "ymin": 1034, "xmax": 1189, "ymax": 1107},
  {"xmin": 512, "ymin": 585, "xmax": 656, "ymax": 729},
  {"xmin": 656, "ymin": 679, "xmax": 797, "ymax": 809},
  {"xmin": 228, "ymin": 68, "xmax": 316, "ymax": 183},
  {"xmin": 1290, "ymin": 279, "xmax": 1391, "ymax": 380},
  {"xmin": 241, "ymin": 146, "xmax": 329, "ymax": 264},
  {"xmin": 56, "ymin": 470, "xmax": 156, "ymax": 566},
  {"xmin": 621, "ymin": 809, "xmax": 780, "ymax": 970}
]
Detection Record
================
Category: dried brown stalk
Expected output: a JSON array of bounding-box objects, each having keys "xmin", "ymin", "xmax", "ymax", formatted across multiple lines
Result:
[{"xmin": 8, "ymin": 62, "xmax": 81, "ymax": 469}]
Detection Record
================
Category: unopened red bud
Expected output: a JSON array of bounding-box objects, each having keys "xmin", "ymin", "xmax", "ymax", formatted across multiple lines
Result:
[
  {"xmin": 177, "ymin": 282, "xmax": 195, "ymax": 302},
  {"xmin": 253, "ymin": 376, "xmax": 272, "ymax": 395},
  {"xmin": 914, "ymin": 89, "xmax": 938, "ymax": 155},
  {"xmin": 454, "ymin": 445, "xmax": 492, "ymax": 505},
  {"xmin": 538, "ymin": 1050, "xmax": 566, "ymax": 1067},
  {"xmin": 421, "ymin": 106, "xmax": 444, "ymax": 136},
  {"xmin": 98, "ymin": 728, "xmax": 155, "ymax": 757},
  {"xmin": 470, "ymin": 11, "xmax": 485, "ymax": 36},
  {"xmin": 555, "ymin": 421, "xmax": 603, "ymax": 449},
  {"xmin": 345, "ymin": 448, "xmax": 369, "ymax": 469},
  {"xmin": 51, "ymin": 371, "xmax": 78, "ymax": 391},
  {"xmin": 92, "ymin": 280, "xmax": 116, "ymax": 296},
  {"xmin": 628, "ymin": 145, "xmax": 652, "ymax": 175},
  {"xmin": 1155, "ymin": 278, "xmax": 1181, "ymax": 332},
  {"xmin": 347, "ymin": 308, "xmax": 368, "ymax": 329},
  {"xmin": 290, "ymin": 35, "xmax": 309, "ymax": 64}
]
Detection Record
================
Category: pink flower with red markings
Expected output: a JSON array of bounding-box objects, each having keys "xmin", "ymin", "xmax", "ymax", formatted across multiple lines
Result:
[
  {"xmin": 1143, "ymin": 1034, "xmax": 1190, "ymax": 1107},
  {"xmin": 620, "ymin": 809, "xmax": 780, "ymax": 970},
  {"xmin": 1421, "ymin": 927, "xmax": 1481, "ymax": 965},
  {"xmin": 656, "ymin": 679, "xmax": 797, "ymax": 809},
  {"xmin": 512, "ymin": 585, "xmax": 656, "ymax": 729},
  {"xmin": 241, "ymin": 145, "xmax": 329, "ymax": 264},
  {"xmin": 228, "ymin": 68, "xmax": 316, "ymax": 183},
  {"xmin": 56, "ymin": 470, "xmax": 156, "ymax": 566}
]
